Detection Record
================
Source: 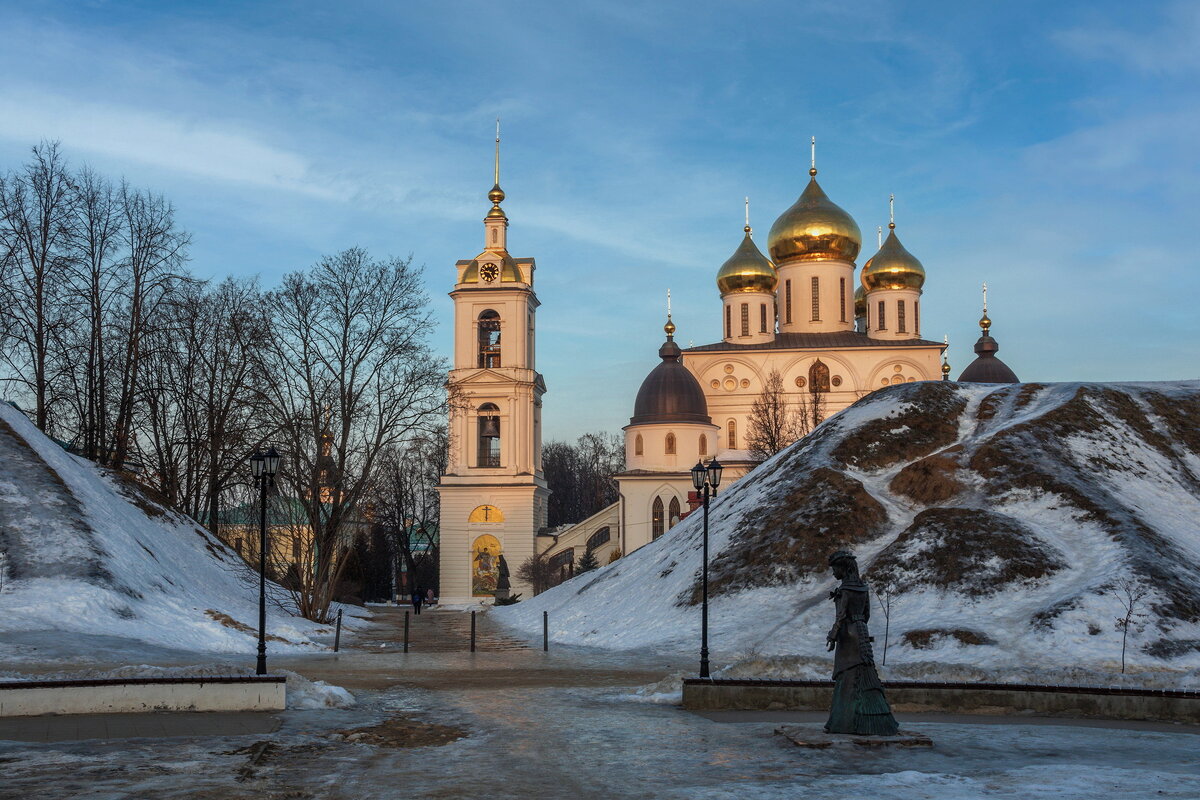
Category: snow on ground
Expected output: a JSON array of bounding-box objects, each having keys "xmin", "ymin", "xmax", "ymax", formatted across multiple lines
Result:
[
  {"xmin": 0, "ymin": 401, "xmax": 365, "ymax": 663},
  {"xmin": 496, "ymin": 381, "xmax": 1200, "ymax": 682}
]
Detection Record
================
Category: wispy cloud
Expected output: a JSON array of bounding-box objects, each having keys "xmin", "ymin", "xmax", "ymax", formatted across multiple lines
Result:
[{"xmin": 1055, "ymin": 1, "xmax": 1200, "ymax": 75}]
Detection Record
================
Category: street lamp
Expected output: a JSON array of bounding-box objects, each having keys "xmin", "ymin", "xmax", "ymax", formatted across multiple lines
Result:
[
  {"xmin": 251, "ymin": 446, "xmax": 280, "ymax": 675},
  {"xmin": 690, "ymin": 456, "xmax": 723, "ymax": 678}
]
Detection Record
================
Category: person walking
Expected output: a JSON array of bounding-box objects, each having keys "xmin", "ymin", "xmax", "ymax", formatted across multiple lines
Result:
[{"xmin": 411, "ymin": 588, "xmax": 423, "ymax": 615}]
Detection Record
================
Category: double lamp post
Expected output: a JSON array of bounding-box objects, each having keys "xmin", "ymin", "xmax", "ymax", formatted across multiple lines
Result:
[
  {"xmin": 690, "ymin": 457, "xmax": 722, "ymax": 679},
  {"xmin": 249, "ymin": 447, "xmax": 281, "ymax": 675}
]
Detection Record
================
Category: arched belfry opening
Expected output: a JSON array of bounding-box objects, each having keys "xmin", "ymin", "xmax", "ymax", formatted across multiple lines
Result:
[
  {"xmin": 652, "ymin": 496, "xmax": 665, "ymax": 540},
  {"xmin": 477, "ymin": 403, "xmax": 501, "ymax": 467},
  {"xmin": 478, "ymin": 310, "xmax": 501, "ymax": 368}
]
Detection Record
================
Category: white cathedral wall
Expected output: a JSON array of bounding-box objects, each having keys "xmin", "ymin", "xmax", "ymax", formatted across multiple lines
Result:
[
  {"xmin": 721, "ymin": 290, "xmax": 775, "ymax": 345},
  {"xmin": 865, "ymin": 288, "xmax": 923, "ymax": 341},
  {"xmin": 775, "ymin": 260, "xmax": 855, "ymax": 334},
  {"xmin": 624, "ymin": 421, "xmax": 721, "ymax": 472}
]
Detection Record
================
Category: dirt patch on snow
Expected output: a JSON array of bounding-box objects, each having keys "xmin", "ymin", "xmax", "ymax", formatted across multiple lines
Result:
[
  {"xmin": 868, "ymin": 508, "xmax": 1066, "ymax": 597},
  {"xmin": 832, "ymin": 382, "xmax": 967, "ymax": 471},
  {"xmin": 205, "ymin": 609, "xmax": 289, "ymax": 643},
  {"xmin": 687, "ymin": 467, "xmax": 887, "ymax": 604},
  {"xmin": 902, "ymin": 628, "xmax": 996, "ymax": 648},
  {"xmin": 888, "ymin": 449, "xmax": 964, "ymax": 504},
  {"xmin": 332, "ymin": 715, "xmax": 468, "ymax": 748}
]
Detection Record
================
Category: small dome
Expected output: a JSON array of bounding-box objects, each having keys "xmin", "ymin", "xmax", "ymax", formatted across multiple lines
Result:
[
  {"xmin": 630, "ymin": 329, "xmax": 711, "ymax": 426},
  {"xmin": 488, "ymin": 182, "xmax": 505, "ymax": 204},
  {"xmin": 861, "ymin": 227, "xmax": 925, "ymax": 291},
  {"xmin": 767, "ymin": 175, "xmax": 862, "ymax": 264},
  {"xmin": 716, "ymin": 229, "xmax": 778, "ymax": 295},
  {"xmin": 853, "ymin": 285, "xmax": 866, "ymax": 319},
  {"xmin": 958, "ymin": 316, "xmax": 1019, "ymax": 383},
  {"xmin": 462, "ymin": 251, "xmax": 521, "ymax": 284}
]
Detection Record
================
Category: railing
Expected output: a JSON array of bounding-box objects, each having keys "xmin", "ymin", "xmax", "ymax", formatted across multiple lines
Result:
[{"xmin": 477, "ymin": 454, "xmax": 501, "ymax": 468}]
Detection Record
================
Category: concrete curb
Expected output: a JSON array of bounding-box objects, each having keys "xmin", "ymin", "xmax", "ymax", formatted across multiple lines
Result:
[{"xmin": 0, "ymin": 676, "xmax": 287, "ymax": 717}]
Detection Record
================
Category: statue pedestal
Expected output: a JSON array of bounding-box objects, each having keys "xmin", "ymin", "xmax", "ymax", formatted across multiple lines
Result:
[{"xmin": 775, "ymin": 724, "xmax": 932, "ymax": 749}]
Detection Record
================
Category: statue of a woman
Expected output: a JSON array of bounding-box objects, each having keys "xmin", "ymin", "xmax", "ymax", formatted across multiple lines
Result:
[{"xmin": 824, "ymin": 550, "xmax": 899, "ymax": 736}]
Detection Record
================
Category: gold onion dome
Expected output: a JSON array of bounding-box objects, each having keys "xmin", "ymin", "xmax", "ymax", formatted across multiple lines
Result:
[
  {"xmin": 861, "ymin": 225, "xmax": 926, "ymax": 291},
  {"xmin": 767, "ymin": 174, "xmax": 862, "ymax": 264},
  {"xmin": 716, "ymin": 227, "xmax": 778, "ymax": 295},
  {"xmin": 853, "ymin": 284, "xmax": 866, "ymax": 318},
  {"xmin": 488, "ymin": 182, "xmax": 505, "ymax": 204}
]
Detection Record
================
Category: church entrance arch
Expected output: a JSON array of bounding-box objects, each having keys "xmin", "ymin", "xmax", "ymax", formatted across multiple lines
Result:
[{"xmin": 471, "ymin": 534, "xmax": 502, "ymax": 597}]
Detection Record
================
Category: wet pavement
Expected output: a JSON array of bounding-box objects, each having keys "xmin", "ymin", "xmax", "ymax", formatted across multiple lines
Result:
[{"xmin": 2, "ymin": 609, "xmax": 1199, "ymax": 798}]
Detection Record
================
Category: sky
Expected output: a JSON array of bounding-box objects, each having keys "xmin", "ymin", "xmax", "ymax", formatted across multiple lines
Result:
[{"xmin": 1, "ymin": 0, "xmax": 1196, "ymax": 440}]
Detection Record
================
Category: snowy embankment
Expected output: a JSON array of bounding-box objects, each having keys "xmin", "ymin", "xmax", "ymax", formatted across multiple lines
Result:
[
  {"xmin": 496, "ymin": 381, "xmax": 1200, "ymax": 680},
  {"xmin": 0, "ymin": 401, "xmax": 359, "ymax": 662}
]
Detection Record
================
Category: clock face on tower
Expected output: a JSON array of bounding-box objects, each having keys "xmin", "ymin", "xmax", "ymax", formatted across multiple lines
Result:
[{"xmin": 480, "ymin": 262, "xmax": 500, "ymax": 282}]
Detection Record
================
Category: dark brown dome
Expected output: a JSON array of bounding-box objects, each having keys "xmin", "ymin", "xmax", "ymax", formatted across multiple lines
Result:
[
  {"xmin": 958, "ymin": 333, "xmax": 1019, "ymax": 383},
  {"xmin": 630, "ymin": 334, "xmax": 711, "ymax": 425}
]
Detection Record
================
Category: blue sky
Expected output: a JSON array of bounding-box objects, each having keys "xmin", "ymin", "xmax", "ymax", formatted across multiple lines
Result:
[{"xmin": 1, "ymin": 1, "xmax": 1196, "ymax": 440}]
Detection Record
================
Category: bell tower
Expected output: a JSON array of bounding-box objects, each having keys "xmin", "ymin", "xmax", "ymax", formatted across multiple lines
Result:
[{"xmin": 437, "ymin": 124, "xmax": 549, "ymax": 604}]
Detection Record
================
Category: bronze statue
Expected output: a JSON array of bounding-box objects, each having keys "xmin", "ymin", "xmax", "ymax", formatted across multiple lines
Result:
[
  {"xmin": 495, "ymin": 554, "xmax": 511, "ymax": 599},
  {"xmin": 824, "ymin": 550, "xmax": 899, "ymax": 736}
]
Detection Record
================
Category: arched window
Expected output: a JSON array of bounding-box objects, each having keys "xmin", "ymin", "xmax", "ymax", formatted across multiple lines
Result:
[
  {"xmin": 897, "ymin": 300, "xmax": 907, "ymax": 333},
  {"xmin": 839, "ymin": 278, "xmax": 847, "ymax": 323},
  {"xmin": 811, "ymin": 276, "xmax": 820, "ymax": 321},
  {"xmin": 665, "ymin": 432, "xmax": 676, "ymax": 454},
  {"xmin": 760, "ymin": 303, "xmax": 768, "ymax": 333},
  {"xmin": 491, "ymin": 228, "xmax": 498, "ymax": 244},
  {"xmin": 785, "ymin": 280, "xmax": 793, "ymax": 324},
  {"xmin": 877, "ymin": 300, "xmax": 886, "ymax": 330},
  {"xmin": 587, "ymin": 526, "xmax": 611, "ymax": 550},
  {"xmin": 809, "ymin": 360, "xmax": 831, "ymax": 394},
  {"xmin": 652, "ymin": 497, "xmax": 665, "ymax": 540},
  {"xmin": 699, "ymin": 434, "xmax": 708, "ymax": 456},
  {"xmin": 668, "ymin": 497, "xmax": 681, "ymax": 528},
  {"xmin": 478, "ymin": 310, "xmax": 501, "ymax": 368},
  {"xmin": 727, "ymin": 419, "xmax": 737, "ymax": 449},
  {"xmin": 477, "ymin": 403, "xmax": 501, "ymax": 467},
  {"xmin": 740, "ymin": 303, "xmax": 749, "ymax": 336},
  {"xmin": 725, "ymin": 304, "xmax": 732, "ymax": 339},
  {"xmin": 914, "ymin": 300, "xmax": 920, "ymax": 335},
  {"xmin": 634, "ymin": 433, "xmax": 644, "ymax": 456}
]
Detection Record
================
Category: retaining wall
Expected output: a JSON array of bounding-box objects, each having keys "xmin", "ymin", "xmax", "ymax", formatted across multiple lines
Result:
[
  {"xmin": 0, "ymin": 676, "xmax": 287, "ymax": 717},
  {"xmin": 682, "ymin": 679, "xmax": 1200, "ymax": 724}
]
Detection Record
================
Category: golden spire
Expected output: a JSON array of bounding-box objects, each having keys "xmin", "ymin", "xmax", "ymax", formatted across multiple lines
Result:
[
  {"xmin": 487, "ymin": 118, "xmax": 505, "ymax": 207},
  {"xmin": 941, "ymin": 335, "xmax": 951, "ymax": 379},
  {"xmin": 744, "ymin": 196, "xmax": 751, "ymax": 234},
  {"xmin": 664, "ymin": 289, "xmax": 676, "ymax": 338},
  {"xmin": 809, "ymin": 135, "xmax": 817, "ymax": 177},
  {"xmin": 889, "ymin": 193, "xmax": 896, "ymax": 230},
  {"xmin": 980, "ymin": 282, "xmax": 991, "ymax": 334},
  {"xmin": 877, "ymin": 225, "xmax": 883, "ymax": 249}
]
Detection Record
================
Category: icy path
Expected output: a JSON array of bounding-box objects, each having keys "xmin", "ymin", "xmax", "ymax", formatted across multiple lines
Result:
[{"xmin": 3, "ymin": 634, "xmax": 1199, "ymax": 799}]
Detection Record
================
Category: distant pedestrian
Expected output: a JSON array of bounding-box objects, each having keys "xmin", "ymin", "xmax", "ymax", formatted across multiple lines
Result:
[
  {"xmin": 426, "ymin": 588, "xmax": 435, "ymax": 607},
  {"xmin": 411, "ymin": 588, "xmax": 423, "ymax": 615}
]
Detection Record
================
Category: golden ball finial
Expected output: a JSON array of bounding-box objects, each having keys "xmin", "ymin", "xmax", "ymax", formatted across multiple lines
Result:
[
  {"xmin": 664, "ymin": 318, "xmax": 676, "ymax": 337},
  {"xmin": 488, "ymin": 183, "xmax": 505, "ymax": 204},
  {"xmin": 744, "ymin": 224, "xmax": 752, "ymax": 234},
  {"xmin": 809, "ymin": 167, "xmax": 817, "ymax": 177},
  {"xmin": 941, "ymin": 359, "xmax": 951, "ymax": 376},
  {"xmin": 980, "ymin": 313, "xmax": 991, "ymax": 334}
]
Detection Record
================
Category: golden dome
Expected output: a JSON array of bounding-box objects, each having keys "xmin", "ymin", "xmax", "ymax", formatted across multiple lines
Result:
[
  {"xmin": 462, "ymin": 251, "xmax": 521, "ymax": 284},
  {"xmin": 767, "ymin": 176, "xmax": 862, "ymax": 264},
  {"xmin": 861, "ymin": 226, "xmax": 925, "ymax": 291},
  {"xmin": 488, "ymin": 182, "xmax": 505, "ymax": 204},
  {"xmin": 485, "ymin": 204, "xmax": 507, "ymax": 219},
  {"xmin": 853, "ymin": 284, "xmax": 866, "ymax": 318},
  {"xmin": 716, "ymin": 228, "xmax": 778, "ymax": 295}
]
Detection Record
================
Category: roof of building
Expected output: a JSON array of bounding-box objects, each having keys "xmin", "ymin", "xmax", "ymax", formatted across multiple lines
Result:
[
  {"xmin": 957, "ymin": 312, "xmax": 1020, "ymax": 384},
  {"xmin": 630, "ymin": 322, "xmax": 712, "ymax": 426},
  {"xmin": 686, "ymin": 331, "xmax": 945, "ymax": 353}
]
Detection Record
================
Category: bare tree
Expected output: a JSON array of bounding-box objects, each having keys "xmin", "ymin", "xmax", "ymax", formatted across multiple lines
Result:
[
  {"xmin": 746, "ymin": 370, "xmax": 802, "ymax": 461},
  {"xmin": 257, "ymin": 249, "xmax": 446, "ymax": 622},
  {"xmin": 542, "ymin": 431, "xmax": 623, "ymax": 527},
  {"xmin": 0, "ymin": 141, "xmax": 77, "ymax": 433},
  {"xmin": 1112, "ymin": 577, "xmax": 1149, "ymax": 674},
  {"xmin": 873, "ymin": 580, "xmax": 898, "ymax": 666},
  {"xmin": 109, "ymin": 184, "xmax": 191, "ymax": 468},
  {"xmin": 516, "ymin": 552, "xmax": 557, "ymax": 596}
]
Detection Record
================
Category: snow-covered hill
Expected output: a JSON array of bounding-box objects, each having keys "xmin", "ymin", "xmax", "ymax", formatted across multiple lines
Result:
[
  {"xmin": 0, "ymin": 401, "xmax": 339, "ymax": 662},
  {"xmin": 497, "ymin": 381, "xmax": 1200, "ymax": 674}
]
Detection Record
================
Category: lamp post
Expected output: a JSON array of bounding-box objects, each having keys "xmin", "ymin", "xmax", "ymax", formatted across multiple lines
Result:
[
  {"xmin": 250, "ymin": 446, "xmax": 281, "ymax": 675},
  {"xmin": 690, "ymin": 456, "xmax": 723, "ymax": 678}
]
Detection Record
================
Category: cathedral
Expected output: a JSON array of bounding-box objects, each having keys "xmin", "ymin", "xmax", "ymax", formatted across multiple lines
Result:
[{"xmin": 439, "ymin": 137, "xmax": 1016, "ymax": 604}]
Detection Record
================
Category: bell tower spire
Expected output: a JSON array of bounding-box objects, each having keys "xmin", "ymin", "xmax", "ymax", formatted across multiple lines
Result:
[{"xmin": 485, "ymin": 118, "xmax": 508, "ymax": 252}]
